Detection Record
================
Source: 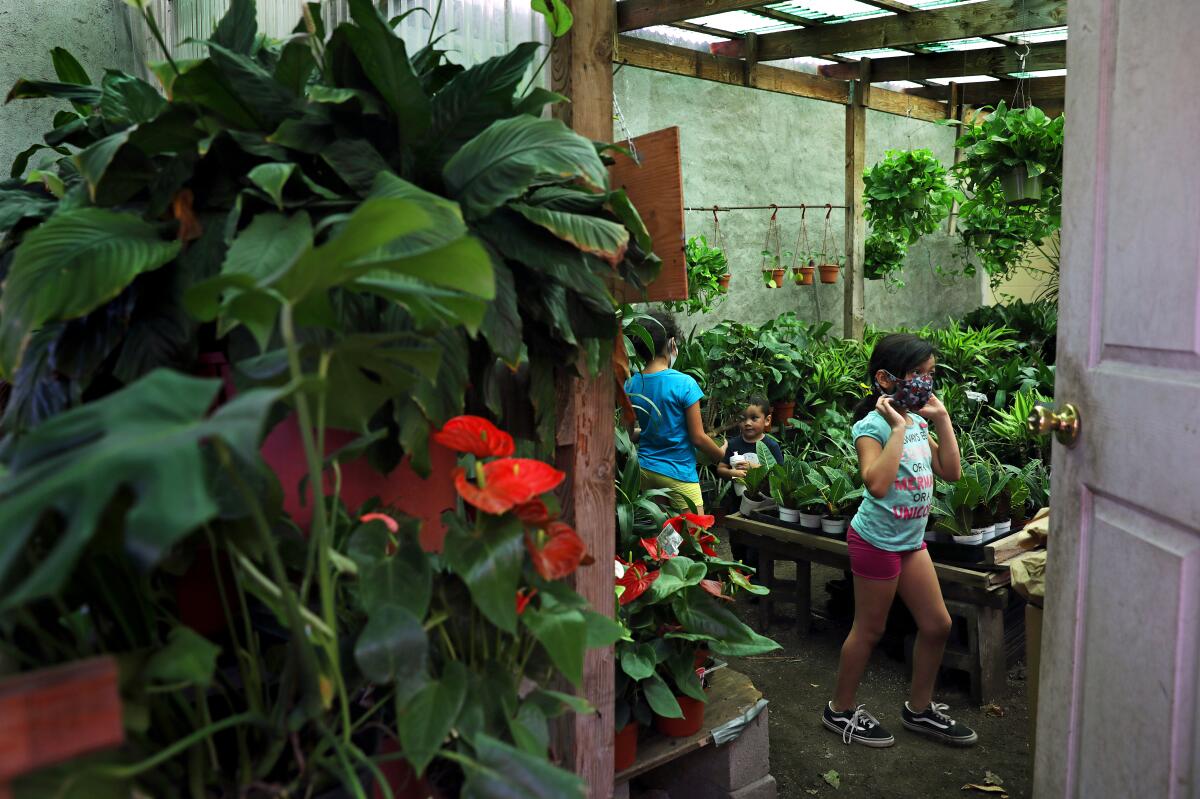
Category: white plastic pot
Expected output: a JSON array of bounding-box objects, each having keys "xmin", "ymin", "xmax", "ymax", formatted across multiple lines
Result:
[
  {"xmin": 994, "ymin": 519, "xmax": 1012, "ymax": 535},
  {"xmin": 821, "ymin": 516, "xmax": 848, "ymax": 536},
  {"xmin": 779, "ymin": 507, "xmax": 800, "ymax": 523},
  {"xmin": 739, "ymin": 494, "xmax": 776, "ymax": 516},
  {"xmin": 799, "ymin": 511, "xmax": 822, "ymax": 529},
  {"xmin": 733, "ymin": 481, "xmax": 747, "ymax": 497},
  {"xmin": 955, "ymin": 530, "xmax": 986, "ymax": 545}
]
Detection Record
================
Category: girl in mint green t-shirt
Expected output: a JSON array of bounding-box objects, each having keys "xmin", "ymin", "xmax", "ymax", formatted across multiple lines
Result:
[{"xmin": 821, "ymin": 334, "xmax": 979, "ymax": 750}]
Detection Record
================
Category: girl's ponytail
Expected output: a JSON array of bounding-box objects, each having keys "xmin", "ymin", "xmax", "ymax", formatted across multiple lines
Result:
[{"xmin": 852, "ymin": 333, "xmax": 936, "ymax": 422}]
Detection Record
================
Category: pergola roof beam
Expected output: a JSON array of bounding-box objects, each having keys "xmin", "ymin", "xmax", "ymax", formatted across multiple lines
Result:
[
  {"xmin": 819, "ymin": 40, "xmax": 1065, "ymax": 81},
  {"xmin": 904, "ymin": 75, "xmax": 1066, "ymax": 103},
  {"xmin": 710, "ymin": 0, "xmax": 1067, "ymax": 61},
  {"xmin": 617, "ymin": 0, "xmax": 773, "ymax": 33}
]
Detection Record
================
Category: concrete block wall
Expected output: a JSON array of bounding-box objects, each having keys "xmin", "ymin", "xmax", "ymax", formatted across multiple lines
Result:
[
  {"xmin": 614, "ymin": 65, "xmax": 985, "ymax": 336},
  {"xmin": 0, "ymin": 0, "xmax": 139, "ymax": 176}
]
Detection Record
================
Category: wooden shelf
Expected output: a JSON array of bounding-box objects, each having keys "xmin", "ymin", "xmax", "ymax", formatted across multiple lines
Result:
[{"xmin": 615, "ymin": 668, "xmax": 762, "ymax": 784}]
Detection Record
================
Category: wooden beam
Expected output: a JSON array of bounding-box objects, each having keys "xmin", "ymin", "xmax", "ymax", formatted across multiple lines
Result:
[
  {"xmin": 905, "ymin": 75, "xmax": 1066, "ymax": 102},
  {"xmin": 712, "ymin": 0, "xmax": 1067, "ymax": 61},
  {"xmin": 617, "ymin": 0, "xmax": 772, "ymax": 32},
  {"xmin": 616, "ymin": 35, "xmax": 850, "ymax": 104},
  {"xmin": 616, "ymin": 36, "xmax": 950, "ymax": 120},
  {"xmin": 551, "ymin": 2, "xmax": 616, "ymax": 794},
  {"xmin": 819, "ymin": 41, "xmax": 1066, "ymax": 81},
  {"xmin": 844, "ymin": 61, "xmax": 868, "ymax": 342},
  {"xmin": 857, "ymin": 0, "xmax": 918, "ymax": 12},
  {"xmin": 670, "ymin": 21, "xmax": 745, "ymax": 39}
]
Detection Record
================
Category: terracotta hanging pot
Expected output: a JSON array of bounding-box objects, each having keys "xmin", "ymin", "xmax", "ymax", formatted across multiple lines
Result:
[
  {"xmin": 794, "ymin": 265, "xmax": 814, "ymax": 285},
  {"xmin": 654, "ymin": 695, "xmax": 707, "ymax": 738},
  {"xmin": 819, "ymin": 263, "xmax": 840, "ymax": 284},
  {"xmin": 614, "ymin": 722, "xmax": 639, "ymax": 772},
  {"xmin": 718, "ymin": 273, "xmax": 731, "ymax": 291},
  {"xmin": 771, "ymin": 268, "xmax": 786, "ymax": 287}
]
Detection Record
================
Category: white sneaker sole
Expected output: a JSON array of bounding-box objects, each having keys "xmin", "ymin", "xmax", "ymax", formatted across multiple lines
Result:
[
  {"xmin": 822, "ymin": 717, "xmax": 896, "ymax": 747},
  {"xmin": 901, "ymin": 718, "xmax": 979, "ymax": 747}
]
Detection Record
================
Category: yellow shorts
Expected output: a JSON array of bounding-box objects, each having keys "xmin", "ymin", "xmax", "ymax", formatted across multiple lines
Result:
[{"xmin": 640, "ymin": 469, "xmax": 704, "ymax": 513}]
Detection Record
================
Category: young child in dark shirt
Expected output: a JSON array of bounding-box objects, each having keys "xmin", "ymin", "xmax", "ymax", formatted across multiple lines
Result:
[
  {"xmin": 716, "ymin": 395, "xmax": 784, "ymax": 482},
  {"xmin": 717, "ymin": 396, "xmax": 784, "ymax": 567}
]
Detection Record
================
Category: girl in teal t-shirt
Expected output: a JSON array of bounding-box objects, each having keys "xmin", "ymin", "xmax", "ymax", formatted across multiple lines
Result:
[{"xmin": 822, "ymin": 333, "xmax": 979, "ymax": 750}]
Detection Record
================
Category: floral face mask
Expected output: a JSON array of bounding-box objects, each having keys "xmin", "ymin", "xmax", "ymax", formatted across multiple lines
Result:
[{"xmin": 880, "ymin": 371, "xmax": 934, "ymax": 411}]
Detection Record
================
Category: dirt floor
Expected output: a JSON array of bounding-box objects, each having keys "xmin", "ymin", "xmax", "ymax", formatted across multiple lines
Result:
[{"xmin": 721, "ymin": 552, "xmax": 1034, "ymax": 799}]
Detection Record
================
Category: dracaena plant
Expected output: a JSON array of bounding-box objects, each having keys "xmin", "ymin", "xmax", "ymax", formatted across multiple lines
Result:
[{"xmin": 0, "ymin": 0, "xmax": 656, "ymax": 795}]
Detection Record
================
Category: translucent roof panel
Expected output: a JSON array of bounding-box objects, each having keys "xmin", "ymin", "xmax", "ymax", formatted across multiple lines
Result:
[
  {"xmin": 1008, "ymin": 68, "xmax": 1068, "ymax": 79},
  {"xmin": 994, "ymin": 26, "xmax": 1069, "ymax": 44},
  {"xmin": 928, "ymin": 74, "xmax": 999, "ymax": 84},
  {"xmin": 766, "ymin": 1, "xmax": 892, "ymax": 22},
  {"xmin": 834, "ymin": 47, "xmax": 913, "ymax": 60},
  {"xmin": 923, "ymin": 37, "xmax": 1006, "ymax": 52},
  {"xmin": 910, "ymin": 0, "xmax": 989, "ymax": 9},
  {"xmin": 686, "ymin": 10, "xmax": 798, "ymax": 33},
  {"xmin": 633, "ymin": 26, "xmax": 727, "ymax": 47}
]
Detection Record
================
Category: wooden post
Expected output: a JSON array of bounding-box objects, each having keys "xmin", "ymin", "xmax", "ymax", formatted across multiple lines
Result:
[
  {"xmin": 551, "ymin": 2, "xmax": 617, "ymax": 795},
  {"xmin": 947, "ymin": 81, "xmax": 962, "ymax": 235},
  {"xmin": 743, "ymin": 32, "xmax": 759, "ymax": 88},
  {"xmin": 843, "ymin": 59, "xmax": 869, "ymax": 341}
]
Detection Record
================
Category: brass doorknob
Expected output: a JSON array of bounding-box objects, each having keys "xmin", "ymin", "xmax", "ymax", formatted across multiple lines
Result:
[{"xmin": 1028, "ymin": 403, "xmax": 1081, "ymax": 447}]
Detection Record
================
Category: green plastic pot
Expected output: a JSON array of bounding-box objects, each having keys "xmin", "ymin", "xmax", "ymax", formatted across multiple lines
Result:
[{"xmin": 1000, "ymin": 165, "xmax": 1043, "ymax": 205}]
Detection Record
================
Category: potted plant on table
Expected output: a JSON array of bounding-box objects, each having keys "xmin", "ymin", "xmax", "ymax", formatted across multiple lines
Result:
[
  {"xmin": 769, "ymin": 458, "xmax": 822, "ymax": 526},
  {"xmin": 931, "ymin": 462, "xmax": 999, "ymax": 544},
  {"xmin": 814, "ymin": 465, "xmax": 865, "ymax": 537}
]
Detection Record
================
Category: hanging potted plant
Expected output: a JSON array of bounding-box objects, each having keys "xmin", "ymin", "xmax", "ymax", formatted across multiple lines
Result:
[
  {"xmin": 953, "ymin": 102, "xmax": 1064, "ymax": 206},
  {"xmin": 864, "ymin": 232, "xmax": 908, "ymax": 286},
  {"xmin": 665, "ymin": 235, "xmax": 731, "ymax": 315},
  {"xmin": 819, "ymin": 254, "xmax": 844, "ymax": 284}
]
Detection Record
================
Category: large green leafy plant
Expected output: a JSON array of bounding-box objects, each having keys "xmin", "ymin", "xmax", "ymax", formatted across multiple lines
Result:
[
  {"xmin": 0, "ymin": 0, "xmax": 657, "ymax": 794},
  {"xmin": 662, "ymin": 235, "xmax": 730, "ymax": 317}
]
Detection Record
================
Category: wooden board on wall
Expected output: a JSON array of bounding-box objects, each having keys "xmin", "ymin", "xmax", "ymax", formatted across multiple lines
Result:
[{"xmin": 608, "ymin": 127, "xmax": 688, "ymax": 303}]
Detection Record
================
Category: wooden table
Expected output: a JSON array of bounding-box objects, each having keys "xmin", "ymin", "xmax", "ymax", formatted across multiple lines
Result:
[{"xmin": 724, "ymin": 513, "xmax": 1017, "ymax": 704}]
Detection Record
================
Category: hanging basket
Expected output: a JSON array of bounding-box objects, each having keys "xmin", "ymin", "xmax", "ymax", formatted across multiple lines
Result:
[
  {"xmin": 819, "ymin": 263, "xmax": 841, "ymax": 284},
  {"xmin": 1000, "ymin": 165, "xmax": 1043, "ymax": 205},
  {"xmin": 793, "ymin": 265, "xmax": 814, "ymax": 285},
  {"xmin": 718, "ymin": 273, "xmax": 731, "ymax": 291},
  {"xmin": 760, "ymin": 205, "xmax": 783, "ymax": 288}
]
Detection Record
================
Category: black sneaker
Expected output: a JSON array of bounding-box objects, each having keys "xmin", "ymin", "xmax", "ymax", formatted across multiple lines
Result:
[
  {"xmin": 901, "ymin": 702, "xmax": 979, "ymax": 746},
  {"xmin": 822, "ymin": 702, "xmax": 895, "ymax": 747}
]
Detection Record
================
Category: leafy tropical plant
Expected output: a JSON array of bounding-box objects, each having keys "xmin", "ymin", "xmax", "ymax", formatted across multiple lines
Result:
[
  {"xmin": 663, "ymin": 235, "xmax": 729, "ymax": 316},
  {"xmin": 0, "ymin": 0, "xmax": 659, "ymax": 794},
  {"xmin": 863, "ymin": 231, "xmax": 908, "ymax": 285},
  {"xmin": 811, "ymin": 464, "xmax": 864, "ymax": 520},
  {"xmin": 953, "ymin": 102, "xmax": 1064, "ymax": 196},
  {"xmin": 863, "ymin": 149, "xmax": 962, "ymax": 245}
]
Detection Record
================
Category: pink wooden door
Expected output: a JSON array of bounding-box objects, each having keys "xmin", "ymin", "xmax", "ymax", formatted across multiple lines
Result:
[{"xmin": 1034, "ymin": 1, "xmax": 1200, "ymax": 797}]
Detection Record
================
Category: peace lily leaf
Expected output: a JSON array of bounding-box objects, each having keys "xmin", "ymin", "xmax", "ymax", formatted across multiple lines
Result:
[
  {"xmin": 144, "ymin": 626, "xmax": 221, "ymax": 688},
  {"xmin": 0, "ymin": 370, "xmax": 281, "ymax": 609},
  {"xmin": 398, "ymin": 660, "xmax": 467, "ymax": 775},
  {"xmin": 6, "ymin": 79, "xmax": 102, "ymax": 105},
  {"xmin": 514, "ymin": 87, "xmax": 568, "ymax": 117},
  {"xmin": 462, "ymin": 733, "xmax": 586, "ymax": 799},
  {"xmin": 443, "ymin": 514, "xmax": 524, "ymax": 634},
  {"xmin": 51, "ymin": 48, "xmax": 90, "ymax": 86},
  {"xmin": 342, "ymin": 0, "xmax": 430, "ymax": 135},
  {"xmin": 99, "ymin": 70, "xmax": 167, "ymax": 126},
  {"xmin": 354, "ymin": 601, "xmax": 427, "ymax": 684},
  {"xmin": 247, "ymin": 163, "xmax": 296, "ymax": 209},
  {"xmin": 0, "ymin": 208, "xmax": 180, "ymax": 374},
  {"xmin": 521, "ymin": 601, "xmax": 587, "ymax": 686},
  {"xmin": 211, "ymin": 0, "xmax": 257, "ymax": 55},
  {"xmin": 510, "ymin": 203, "xmax": 629, "ymax": 267},
  {"xmin": 443, "ymin": 115, "xmax": 608, "ymax": 219}
]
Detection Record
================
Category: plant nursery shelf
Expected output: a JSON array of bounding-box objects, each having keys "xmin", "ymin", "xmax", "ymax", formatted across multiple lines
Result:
[{"xmin": 615, "ymin": 667, "xmax": 762, "ymax": 784}]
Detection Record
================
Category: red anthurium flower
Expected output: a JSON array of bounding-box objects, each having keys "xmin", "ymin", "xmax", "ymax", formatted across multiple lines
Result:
[
  {"xmin": 616, "ymin": 561, "xmax": 659, "ymax": 605},
  {"xmin": 514, "ymin": 499, "xmax": 553, "ymax": 526},
  {"xmin": 453, "ymin": 458, "xmax": 566, "ymax": 515},
  {"xmin": 640, "ymin": 537, "xmax": 674, "ymax": 561},
  {"xmin": 665, "ymin": 512, "xmax": 716, "ymax": 533},
  {"xmin": 700, "ymin": 579, "xmax": 733, "ymax": 602},
  {"xmin": 697, "ymin": 532, "xmax": 720, "ymax": 559},
  {"xmin": 433, "ymin": 415, "xmax": 515, "ymax": 458},
  {"xmin": 516, "ymin": 587, "xmax": 538, "ymax": 615},
  {"xmin": 526, "ymin": 522, "xmax": 586, "ymax": 581},
  {"xmin": 359, "ymin": 513, "xmax": 399, "ymax": 534}
]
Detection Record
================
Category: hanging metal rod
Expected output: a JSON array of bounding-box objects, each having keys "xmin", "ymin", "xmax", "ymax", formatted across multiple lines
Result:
[{"xmin": 685, "ymin": 203, "xmax": 848, "ymax": 212}]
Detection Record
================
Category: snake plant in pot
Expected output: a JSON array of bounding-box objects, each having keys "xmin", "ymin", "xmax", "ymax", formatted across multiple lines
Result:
[{"xmin": 0, "ymin": 0, "xmax": 657, "ymax": 794}]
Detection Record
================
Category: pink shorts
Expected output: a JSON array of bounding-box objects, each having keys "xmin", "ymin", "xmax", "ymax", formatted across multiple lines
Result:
[{"xmin": 846, "ymin": 527, "xmax": 927, "ymax": 581}]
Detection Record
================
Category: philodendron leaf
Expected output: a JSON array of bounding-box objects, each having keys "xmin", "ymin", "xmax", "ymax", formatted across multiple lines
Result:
[
  {"xmin": 247, "ymin": 163, "xmax": 296, "ymax": 210},
  {"xmin": 354, "ymin": 601, "xmax": 428, "ymax": 685},
  {"xmin": 398, "ymin": 660, "xmax": 468, "ymax": 775},
  {"xmin": 670, "ymin": 590, "xmax": 782, "ymax": 657},
  {"xmin": 0, "ymin": 208, "xmax": 180, "ymax": 374},
  {"xmin": 443, "ymin": 115, "xmax": 607, "ymax": 219},
  {"xmin": 461, "ymin": 733, "xmax": 586, "ymax": 799},
  {"xmin": 0, "ymin": 370, "xmax": 281, "ymax": 609},
  {"xmin": 619, "ymin": 642, "xmax": 656, "ymax": 681},
  {"xmin": 640, "ymin": 672, "xmax": 682, "ymax": 719},
  {"xmin": 144, "ymin": 626, "xmax": 221, "ymax": 688}
]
